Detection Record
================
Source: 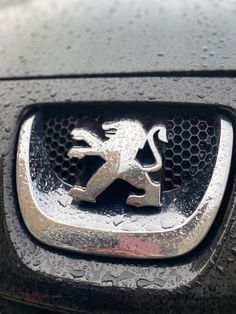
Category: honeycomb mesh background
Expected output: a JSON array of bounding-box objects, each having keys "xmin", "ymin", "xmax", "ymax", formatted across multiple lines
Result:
[
  {"xmin": 162, "ymin": 116, "xmax": 218, "ymax": 190},
  {"xmin": 43, "ymin": 111, "xmax": 218, "ymax": 191}
]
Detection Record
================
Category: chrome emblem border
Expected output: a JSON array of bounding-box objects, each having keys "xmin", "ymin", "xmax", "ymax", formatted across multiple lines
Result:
[{"xmin": 16, "ymin": 115, "xmax": 233, "ymax": 259}]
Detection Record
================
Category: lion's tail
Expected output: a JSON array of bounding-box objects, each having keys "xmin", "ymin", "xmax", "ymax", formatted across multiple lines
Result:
[{"xmin": 141, "ymin": 125, "xmax": 168, "ymax": 173}]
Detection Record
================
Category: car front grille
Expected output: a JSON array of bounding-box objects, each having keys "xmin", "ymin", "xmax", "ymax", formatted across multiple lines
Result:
[{"xmin": 42, "ymin": 105, "xmax": 219, "ymax": 191}]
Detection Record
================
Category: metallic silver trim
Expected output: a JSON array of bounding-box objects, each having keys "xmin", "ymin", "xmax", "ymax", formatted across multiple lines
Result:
[{"xmin": 16, "ymin": 115, "xmax": 233, "ymax": 258}]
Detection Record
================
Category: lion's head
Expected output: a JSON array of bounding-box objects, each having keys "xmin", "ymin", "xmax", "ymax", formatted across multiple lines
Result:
[{"xmin": 102, "ymin": 120, "xmax": 147, "ymax": 149}]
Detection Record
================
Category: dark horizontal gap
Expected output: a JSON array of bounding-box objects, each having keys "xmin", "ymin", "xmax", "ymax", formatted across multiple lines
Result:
[{"xmin": 1, "ymin": 70, "xmax": 236, "ymax": 81}]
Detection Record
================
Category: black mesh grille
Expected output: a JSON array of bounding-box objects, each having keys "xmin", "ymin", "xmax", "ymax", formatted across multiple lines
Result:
[
  {"xmin": 163, "ymin": 116, "xmax": 218, "ymax": 190},
  {"xmin": 44, "ymin": 116, "xmax": 83, "ymax": 185},
  {"xmin": 43, "ymin": 108, "xmax": 219, "ymax": 192}
]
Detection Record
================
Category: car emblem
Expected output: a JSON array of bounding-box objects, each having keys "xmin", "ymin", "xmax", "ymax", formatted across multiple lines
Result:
[
  {"xmin": 16, "ymin": 108, "xmax": 233, "ymax": 259},
  {"xmin": 67, "ymin": 120, "xmax": 168, "ymax": 207}
]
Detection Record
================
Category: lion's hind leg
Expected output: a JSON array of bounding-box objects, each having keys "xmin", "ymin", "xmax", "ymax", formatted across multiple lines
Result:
[
  {"xmin": 69, "ymin": 161, "xmax": 118, "ymax": 203},
  {"xmin": 69, "ymin": 185, "xmax": 97, "ymax": 203},
  {"xmin": 120, "ymin": 164, "xmax": 161, "ymax": 207}
]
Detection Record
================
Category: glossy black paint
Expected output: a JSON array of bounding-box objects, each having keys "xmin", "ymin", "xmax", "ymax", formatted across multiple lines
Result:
[
  {"xmin": 0, "ymin": 0, "xmax": 236, "ymax": 78},
  {"xmin": 0, "ymin": 0, "xmax": 236, "ymax": 312},
  {"xmin": 0, "ymin": 77, "xmax": 236, "ymax": 313}
]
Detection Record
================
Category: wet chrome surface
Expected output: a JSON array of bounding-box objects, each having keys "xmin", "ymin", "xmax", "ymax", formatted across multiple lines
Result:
[
  {"xmin": 16, "ymin": 114, "xmax": 233, "ymax": 258},
  {"xmin": 68, "ymin": 120, "xmax": 167, "ymax": 207}
]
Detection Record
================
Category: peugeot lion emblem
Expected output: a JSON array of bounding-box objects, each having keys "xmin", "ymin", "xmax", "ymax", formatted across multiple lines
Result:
[
  {"xmin": 68, "ymin": 120, "xmax": 168, "ymax": 207},
  {"xmin": 17, "ymin": 112, "xmax": 233, "ymax": 258}
]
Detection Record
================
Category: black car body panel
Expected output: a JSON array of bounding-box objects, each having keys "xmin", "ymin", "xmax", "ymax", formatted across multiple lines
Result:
[
  {"xmin": 0, "ymin": 0, "xmax": 236, "ymax": 78},
  {"xmin": 0, "ymin": 77, "xmax": 236, "ymax": 313},
  {"xmin": 0, "ymin": 0, "xmax": 236, "ymax": 313}
]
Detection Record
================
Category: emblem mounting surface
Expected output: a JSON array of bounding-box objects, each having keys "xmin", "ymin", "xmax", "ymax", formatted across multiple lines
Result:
[
  {"xmin": 68, "ymin": 120, "xmax": 167, "ymax": 207},
  {"xmin": 16, "ymin": 112, "xmax": 233, "ymax": 259}
]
